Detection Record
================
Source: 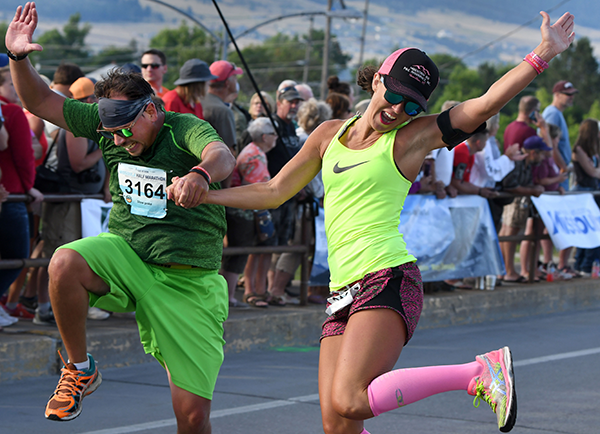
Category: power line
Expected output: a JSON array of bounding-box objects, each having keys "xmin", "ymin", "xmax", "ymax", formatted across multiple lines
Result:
[{"xmin": 440, "ymin": 0, "xmax": 572, "ymax": 69}]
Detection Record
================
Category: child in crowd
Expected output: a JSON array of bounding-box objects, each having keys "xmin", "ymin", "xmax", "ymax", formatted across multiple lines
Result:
[{"xmin": 519, "ymin": 125, "xmax": 568, "ymax": 281}]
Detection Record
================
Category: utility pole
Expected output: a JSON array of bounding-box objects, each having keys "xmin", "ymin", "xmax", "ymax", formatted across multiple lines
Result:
[
  {"xmin": 221, "ymin": 25, "xmax": 228, "ymax": 60},
  {"xmin": 320, "ymin": 0, "xmax": 333, "ymax": 100},
  {"xmin": 303, "ymin": 17, "xmax": 314, "ymax": 84},
  {"xmin": 358, "ymin": 0, "xmax": 370, "ymax": 67}
]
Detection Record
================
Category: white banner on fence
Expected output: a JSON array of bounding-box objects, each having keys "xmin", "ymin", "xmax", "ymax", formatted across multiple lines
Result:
[
  {"xmin": 80, "ymin": 199, "xmax": 113, "ymax": 238},
  {"xmin": 310, "ymin": 195, "xmax": 505, "ymax": 285},
  {"xmin": 531, "ymin": 193, "xmax": 600, "ymax": 250}
]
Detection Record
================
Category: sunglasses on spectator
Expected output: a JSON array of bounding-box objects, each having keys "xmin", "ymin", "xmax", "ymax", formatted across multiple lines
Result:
[
  {"xmin": 379, "ymin": 76, "xmax": 423, "ymax": 117},
  {"xmin": 141, "ymin": 63, "xmax": 162, "ymax": 69},
  {"xmin": 225, "ymin": 62, "xmax": 238, "ymax": 78},
  {"xmin": 264, "ymin": 131, "xmax": 277, "ymax": 136},
  {"xmin": 278, "ymin": 86, "xmax": 296, "ymax": 94},
  {"xmin": 96, "ymin": 104, "xmax": 148, "ymax": 140}
]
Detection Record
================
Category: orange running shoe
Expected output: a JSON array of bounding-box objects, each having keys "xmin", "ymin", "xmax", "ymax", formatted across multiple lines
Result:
[{"xmin": 45, "ymin": 352, "xmax": 102, "ymax": 421}]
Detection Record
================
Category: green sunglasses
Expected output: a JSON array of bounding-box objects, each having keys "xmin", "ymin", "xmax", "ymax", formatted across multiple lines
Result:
[
  {"xmin": 380, "ymin": 76, "xmax": 423, "ymax": 117},
  {"xmin": 96, "ymin": 104, "xmax": 148, "ymax": 140}
]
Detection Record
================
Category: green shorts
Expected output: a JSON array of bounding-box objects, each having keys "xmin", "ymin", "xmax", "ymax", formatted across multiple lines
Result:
[{"xmin": 58, "ymin": 232, "xmax": 229, "ymax": 400}]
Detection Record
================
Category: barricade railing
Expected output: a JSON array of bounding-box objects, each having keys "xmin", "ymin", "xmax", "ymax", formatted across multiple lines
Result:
[
  {"xmin": 495, "ymin": 190, "xmax": 600, "ymax": 282},
  {"xmin": 2, "ymin": 190, "xmax": 599, "ymax": 298},
  {"xmin": 1, "ymin": 193, "xmax": 313, "ymax": 305}
]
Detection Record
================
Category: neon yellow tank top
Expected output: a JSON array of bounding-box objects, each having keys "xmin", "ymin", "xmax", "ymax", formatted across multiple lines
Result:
[{"xmin": 322, "ymin": 116, "xmax": 416, "ymax": 291}]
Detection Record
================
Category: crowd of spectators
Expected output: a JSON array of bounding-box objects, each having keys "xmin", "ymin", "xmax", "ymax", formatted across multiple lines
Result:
[
  {"xmin": 414, "ymin": 81, "xmax": 600, "ymax": 291},
  {"xmin": 0, "ymin": 45, "xmax": 371, "ymax": 319},
  {"xmin": 1, "ymin": 45, "xmax": 598, "ymax": 325}
]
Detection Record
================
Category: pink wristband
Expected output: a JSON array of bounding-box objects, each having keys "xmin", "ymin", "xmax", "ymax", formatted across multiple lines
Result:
[{"xmin": 523, "ymin": 52, "xmax": 548, "ymax": 75}]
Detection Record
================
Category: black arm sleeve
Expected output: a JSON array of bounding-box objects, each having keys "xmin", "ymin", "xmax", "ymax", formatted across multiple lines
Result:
[{"xmin": 436, "ymin": 107, "xmax": 487, "ymax": 150}]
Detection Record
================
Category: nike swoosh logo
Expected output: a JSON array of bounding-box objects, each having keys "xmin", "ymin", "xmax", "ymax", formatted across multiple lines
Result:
[{"xmin": 333, "ymin": 161, "xmax": 369, "ymax": 173}]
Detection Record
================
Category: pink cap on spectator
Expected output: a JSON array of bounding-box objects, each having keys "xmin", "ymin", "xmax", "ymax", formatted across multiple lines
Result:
[{"xmin": 210, "ymin": 60, "xmax": 243, "ymax": 82}]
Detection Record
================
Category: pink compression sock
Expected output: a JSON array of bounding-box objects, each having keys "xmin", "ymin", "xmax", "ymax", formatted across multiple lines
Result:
[
  {"xmin": 367, "ymin": 361, "xmax": 482, "ymax": 416},
  {"xmin": 360, "ymin": 429, "xmax": 370, "ymax": 434}
]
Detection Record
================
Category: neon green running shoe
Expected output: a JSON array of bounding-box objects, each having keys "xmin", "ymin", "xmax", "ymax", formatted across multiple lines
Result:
[{"xmin": 468, "ymin": 346, "xmax": 517, "ymax": 432}]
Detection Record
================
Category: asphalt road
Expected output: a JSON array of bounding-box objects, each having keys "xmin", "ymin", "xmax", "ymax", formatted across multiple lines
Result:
[{"xmin": 2, "ymin": 307, "xmax": 599, "ymax": 434}]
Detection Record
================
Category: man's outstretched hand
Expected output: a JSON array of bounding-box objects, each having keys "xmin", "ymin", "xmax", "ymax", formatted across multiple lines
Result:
[{"xmin": 5, "ymin": 2, "xmax": 43, "ymax": 57}]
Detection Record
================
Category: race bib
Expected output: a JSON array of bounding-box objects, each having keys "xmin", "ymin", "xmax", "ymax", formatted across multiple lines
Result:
[{"xmin": 118, "ymin": 163, "xmax": 167, "ymax": 219}]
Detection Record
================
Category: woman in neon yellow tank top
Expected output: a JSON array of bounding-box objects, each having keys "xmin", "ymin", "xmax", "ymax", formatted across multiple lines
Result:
[{"xmin": 199, "ymin": 13, "xmax": 574, "ymax": 434}]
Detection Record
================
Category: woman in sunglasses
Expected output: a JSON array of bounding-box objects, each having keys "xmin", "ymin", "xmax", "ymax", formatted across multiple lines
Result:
[{"xmin": 197, "ymin": 11, "xmax": 575, "ymax": 434}]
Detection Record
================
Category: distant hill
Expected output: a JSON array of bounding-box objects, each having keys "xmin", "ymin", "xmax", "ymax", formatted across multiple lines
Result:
[
  {"xmin": 0, "ymin": 0, "xmax": 162, "ymax": 23},
  {"xmin": 370, "ymin": 0, "xmax": 599, "ymax": 30},
  {"xmin": 0, "ymin": 0, "xmax": 597, "ymax": 67}
]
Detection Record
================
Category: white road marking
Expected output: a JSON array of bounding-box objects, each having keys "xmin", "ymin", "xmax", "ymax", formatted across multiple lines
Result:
[
  {"xmin": 513, "ymin": 347, "xmax": 600, "ymax": 367},
  {"xmin": 78, "ymin": 394, "xmax": 319, "ymax": 434},
  {"xmin": 79, "ymin": 347, "xmax": 600, "ymax": 434}
]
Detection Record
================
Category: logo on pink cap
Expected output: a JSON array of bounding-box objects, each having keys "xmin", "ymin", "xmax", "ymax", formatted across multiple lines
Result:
[{"xmin": 404, "ymin": 64, "xmax": 431, "ymax": 86}]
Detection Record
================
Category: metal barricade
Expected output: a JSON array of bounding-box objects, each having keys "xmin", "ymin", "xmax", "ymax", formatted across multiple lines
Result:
[
  {"xmin": 3, "ymin": 190, "xmax": 599, "ymax": 298},
  {"xmin": 0, "ymin": 193, "xmax": 314, "ymax": 305}
]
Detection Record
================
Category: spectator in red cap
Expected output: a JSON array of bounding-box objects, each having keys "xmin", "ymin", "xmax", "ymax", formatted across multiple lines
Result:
[
  {"xmin": 201, "ymin": 60, "xmax": 243, "ymax": 156},
  {"xmin": 203, "ymin": 11, "xmax": 576, "ymax": 434},
  {"xmin": 542, "ymin": 79, "xmax": 579, "ymax": 276}
]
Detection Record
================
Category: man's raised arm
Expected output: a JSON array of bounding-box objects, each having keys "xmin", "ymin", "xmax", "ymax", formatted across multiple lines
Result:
[{"xmin": 6, "ymin": 2, "xmax": 69, "ymax": 130}]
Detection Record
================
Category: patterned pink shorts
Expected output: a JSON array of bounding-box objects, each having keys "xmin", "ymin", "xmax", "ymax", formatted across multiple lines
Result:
[{"xmin": 320, "ymin": 263, "xmax": 423, "ymax": 345}]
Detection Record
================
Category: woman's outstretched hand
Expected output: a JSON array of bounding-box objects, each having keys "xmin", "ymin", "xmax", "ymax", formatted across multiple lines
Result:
[{"xmin": 539, "ymin": 11, "xmax": 575, "ymax": 60}]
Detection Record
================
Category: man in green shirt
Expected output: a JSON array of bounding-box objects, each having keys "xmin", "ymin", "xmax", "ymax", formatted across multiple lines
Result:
[{"xmin": 6, "ymin": 4, "xmax": 235, "ymax": 432}]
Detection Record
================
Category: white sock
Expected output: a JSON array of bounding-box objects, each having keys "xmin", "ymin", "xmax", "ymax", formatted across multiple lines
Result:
[
  {"xmin": 5, "ymin": 302, "xmax": 17, "ymax": 310},
  {"xmin": 37, "ymin": 302, "xmax": 51, "ymax": 314},
  {"xmin": 70, "ymin": 357, "xmax": 90, "ymax": 371}
]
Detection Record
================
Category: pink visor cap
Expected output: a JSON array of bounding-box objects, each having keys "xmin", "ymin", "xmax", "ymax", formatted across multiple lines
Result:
[{"xmin": 378, "ymin": 48, "xmax": 439, "ymax": 111}]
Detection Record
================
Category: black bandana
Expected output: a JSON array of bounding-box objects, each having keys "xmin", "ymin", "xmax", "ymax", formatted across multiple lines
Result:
[{"xmin": 98, "ymin": 97, "xmax": 152, "ymax": 128}]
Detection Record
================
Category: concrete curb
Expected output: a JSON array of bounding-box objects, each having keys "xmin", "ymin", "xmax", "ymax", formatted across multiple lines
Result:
[
  {"xmin": 419, "ymin": 279, "xmax": 600, "ymax": 328},
  {"xmin": 1, "ymin": 279, "xmax": 599, "ymax": 383},
  {"xmin": 223, "ymin": 307, "xmax": 327, "ymax": 353}
]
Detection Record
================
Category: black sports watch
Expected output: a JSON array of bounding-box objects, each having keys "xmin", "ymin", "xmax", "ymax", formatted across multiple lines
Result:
[{"xmin": 6, "ymin": 50, "xmax": 28, "ymax": 61}]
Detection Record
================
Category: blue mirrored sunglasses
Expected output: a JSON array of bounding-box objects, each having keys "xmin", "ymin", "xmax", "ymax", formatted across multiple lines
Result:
[{"xmin": 380, "ymin": 76, "xmax": 423, "ymax": 117}]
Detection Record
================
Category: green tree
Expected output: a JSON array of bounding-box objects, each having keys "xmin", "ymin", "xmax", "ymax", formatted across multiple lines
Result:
[
  {"xmin": 32, "ymin": 13, "xmax": 91, "ymax": 76},
  {"xmin": 534, "ymin": 86, "xmax": 552, "ymax": 111},
  {"xmin": 0, "ymin": 22, "xmax": 8, "ymax": 54},
  {"xmin": 428, "ymin": 53, "xmax": 466, "ymax": 112},
  {"xmin": 429, "ymin": 64, "xmax": 484, "ymax": 113},
  {"xmin": 149, "ymin": 21, "xmax": 220, "ymax": 88},
  {"xmin": 585, "ymin": 100, "xmax": 600, "ymax": 121},
  {"xmin": 89, "ymin": 39, "xmax": 139, "ymax": 68},
  {"xmin": 229, "ymin": 28, "xmax": 351, "ymax": 98},
  {"xmin": 350, "ymin": 55, "xmax": 382, "ymax": 101}
]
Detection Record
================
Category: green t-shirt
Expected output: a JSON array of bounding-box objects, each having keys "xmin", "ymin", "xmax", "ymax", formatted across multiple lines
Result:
[{"xmin": 63, "ymin": 98, "xmax": 226, "ymax": 269}]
